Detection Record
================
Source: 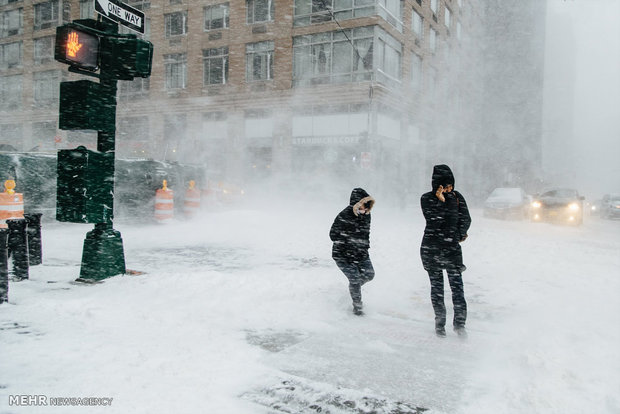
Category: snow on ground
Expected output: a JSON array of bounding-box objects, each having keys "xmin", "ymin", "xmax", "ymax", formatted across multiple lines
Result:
[{"xmin": 1, "ymin": 198, "xmax": 619, "ymax": 414}]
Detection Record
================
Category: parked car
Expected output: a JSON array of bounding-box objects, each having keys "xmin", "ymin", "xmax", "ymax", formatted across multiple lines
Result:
[
  {"xmin": 483, "ymin": 187, "xmax": 530, "ymax": 220},
  {"xmin": 530, "ymin": 188, "xmax": 584, "ymax": 225},
  {"xmin": 600, "ymin": 193, "xmax": 620, "ymax": 219}
]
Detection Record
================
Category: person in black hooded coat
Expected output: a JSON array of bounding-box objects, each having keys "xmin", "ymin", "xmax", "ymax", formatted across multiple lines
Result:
[
  {"xmin": 330, "ymin": 188, "xmax": 376, "ymax": 315},
  {"xmin": 420, "ymin": 165, "xmax": 471, "ymax": 337}
]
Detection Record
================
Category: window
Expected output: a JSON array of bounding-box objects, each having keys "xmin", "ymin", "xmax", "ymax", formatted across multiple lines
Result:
[
  {"xmin": 163, "ymin": 114, "xmax": 186, "ymax": 159},
  {"xmin": 33, "ymin": 70, "xmax": 60, "ymax": 106},
  {"xmin": 34, "ymin": 36, "xmax": 55, "ymax": 65},
  {"xmin": 411, "ymin": 8, "xmax": 423, "ymax": 39},
  {"xmin": 245, "ymin": 110, "xmax": 273, "ymax": 138},
  {"xmin": 0, "ymin": 0, "xmax": 21, "ymax": 5},
  {"xmin": 0, "ymin": 74, "xmax": 22, "ymax": 110},
  {"xmin": 32, "ymin": 121, "xmax": 57, "ymax": 150},
  {"xmin": 0, "ymin": 41, "xmax": 22, "ymax": 69},
  {"xmin": 201, "ymin": 112, "xmax": 227, "ymax": 172},
  {"xmin": 376, "ymin": 35, "xmax": 401, "ymax": 83},
  {"xmin": 430, "ymin": 0, "xmax": 437, "ymax": 15},
  {"xmin": 119, "ymin": 77, "xmax": 150, "ymax": 98},
  {"xmin": 0, "ymin": 124, "xmax": 23, "ymax": 148},
  {"xmin": 429, "ymin": 27, "xmax": 436, "ymax": 52},
  {"xmin": 445, "ymin": 7, "xmax": 451, "ymax": 28},
  {"xmin": 118, "ymin": 116, "xmax": 150, "ymax": 157},
  {"xmin": 165, "ymin": 11, "xmax": 188, "ymax": 37},
  {"xmin": 169, "ymin": 0, "xmax": 182, "ymax": 4},
  {"xmin": 126, "ymin": 0, "xmax": 150, "ymax": 9},
  {"xmin": 204, "ymin": 3, "xmax": 229, "ymax": 31},
  {"xmin": 1, "ymin": 8, "xmax": 22, "ymax": 37},
  {"xmin": 246, "ymin": 41, "xmax": 274, "ymax": 82},
  {"xmin": 294, "ymin": 0, "xmax": 374, "ymax": 27},
  {"xmin": 378, "ymin": 0, "xmax": 402, "ymax": 31},
  {"xmin": 411, "ymin": 53, "xmax": 422, "ymax": 92},
  {"xmin": 80, "ymin": 0, "xmax": 95, "ymax": 18},
  {"xmin": 427, "ymin": 66, "xmax": 436, "ymax": 98},
  {"xmin": 247, "ymin": 0, "xmax": 274, "ymax": 24},
  {"xmin": 293, "ymin": 27, "xmax": 373, "ymax": 87},
  {"xmin": 202, "ymin": 112, "xmax": 227, "ymax": 139},
  {"xmin": 34, "ymin": 1, "xmax": 60, "ymax": 30},
  {"xmin": 164, "ymin": 53, "xmax": 187, "ymax": 90},
  {"xmin": 292, "ymin": 104, "xmax": 367, "ymax": 139},
  {"xmin": 203, "ymin": 47, "xmax": 228, "ymax": 85}
]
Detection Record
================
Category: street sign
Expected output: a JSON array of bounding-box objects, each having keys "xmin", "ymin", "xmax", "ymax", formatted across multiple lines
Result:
[{"xmin": 94, "ymin": 0, "xmax": 145, "ymax": 34}]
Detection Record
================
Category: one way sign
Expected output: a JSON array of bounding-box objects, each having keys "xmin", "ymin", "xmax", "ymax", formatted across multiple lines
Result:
[{"xmin": 95, "ymin": 0, "xmax": 145, "ymax": 34}]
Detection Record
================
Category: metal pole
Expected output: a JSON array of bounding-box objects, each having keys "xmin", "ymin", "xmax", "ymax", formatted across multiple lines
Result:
[
  {"xmin": 0, "ymin": 228, "xmax": 8, "ymax": 304},
  {"xmin": 7, "ymin": 219, "xmax": 29, "ymax": 280}
]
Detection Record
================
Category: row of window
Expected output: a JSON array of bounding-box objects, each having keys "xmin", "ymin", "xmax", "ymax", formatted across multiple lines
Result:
[
  {"xmin": 0, "ymin": 36, "xmax": 55, "ymax": 69},
  {"xmin": 1, "ymin": 1, "xmax": 71, "ymax": 37},
  {"xmin": 164, "ymin": 0, "xmax": 457, "ymax": 37},
  {"xmin": 1, "ymin": 26, "xmax": 431, "ymax": 105},
  {"xmin": 166, "ymin": 26, "xmax": 410, "ymax": 89},
  {"xmin": 0, "ymin": 70, "xmax": 61, "ymax": 110},
  {"xmin": 2, "ymin": 0, "xmax": 459, "ymax": 72}
]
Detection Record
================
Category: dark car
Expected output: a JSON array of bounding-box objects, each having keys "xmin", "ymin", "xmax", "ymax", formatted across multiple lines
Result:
[
  {"xmin": 600, "ymin": 193, "xmax": 620, "ymax": 219},
  {"xmin": 530, "ymin": 188, "xmax": 585, "ymax": 225},
  {"xmin": 483, "ymin": 187, "xmax": 530, "ymax": 220}
]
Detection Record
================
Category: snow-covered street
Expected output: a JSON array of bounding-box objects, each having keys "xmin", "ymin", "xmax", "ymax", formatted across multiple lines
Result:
[{"xmin": 1, "ymin": 199, "xmax": 619, "ymax": 414}]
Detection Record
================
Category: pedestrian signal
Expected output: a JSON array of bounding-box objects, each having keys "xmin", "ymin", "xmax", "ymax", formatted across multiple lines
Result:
[{"xmin": 55, "ymin": 24, "xmax": 100, "ymax": 71}]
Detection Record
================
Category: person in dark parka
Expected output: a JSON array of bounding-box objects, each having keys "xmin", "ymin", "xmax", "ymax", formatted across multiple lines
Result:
[
  {"xmin": 330, "ymin": 188, "xmax": 376, "ymax": 315},
  {"xmin": 420, "ymin": 165, "xmax": 471, "ymax": 337}
]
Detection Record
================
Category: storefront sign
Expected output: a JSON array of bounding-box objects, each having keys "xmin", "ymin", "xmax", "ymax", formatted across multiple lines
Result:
[{"xmin": 291, "ymin": 136, "xmax": 360, "ymax": 146}]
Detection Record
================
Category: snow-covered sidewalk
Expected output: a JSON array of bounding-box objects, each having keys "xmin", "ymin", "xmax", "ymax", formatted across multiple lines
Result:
[{"xmin": 1, "ymin": 202, "xmax": 619, "ymax": 413}]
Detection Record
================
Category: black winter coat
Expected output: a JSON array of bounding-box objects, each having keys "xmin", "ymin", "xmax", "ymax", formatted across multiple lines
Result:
[
  {"xmin": 420, "ymin": 165, "xmax": 471, "ymax": 271},
  {"xmin": 330, "ymin": 188, "xmax": 375, "ymax": 262}
]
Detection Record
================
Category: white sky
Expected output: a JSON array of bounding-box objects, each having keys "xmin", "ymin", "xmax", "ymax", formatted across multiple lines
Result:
[{"xmin": 545, "ymin": 0, "xmax": 620, "ymax": 199}]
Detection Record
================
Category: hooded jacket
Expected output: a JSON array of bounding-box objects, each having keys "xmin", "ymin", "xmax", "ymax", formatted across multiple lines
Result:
[
  {"xmin": 420, "ymin": 165, "xmax": 471, "ymax": 271},
  {"xmin": 329, "ymin": 188, "xmax": 375, "ymax": 262}
]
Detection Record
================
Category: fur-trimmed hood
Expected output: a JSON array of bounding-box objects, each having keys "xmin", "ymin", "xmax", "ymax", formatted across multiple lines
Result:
[{"xmin": 349, "ymin": 188, "xmax": 375, "ymax": 216}]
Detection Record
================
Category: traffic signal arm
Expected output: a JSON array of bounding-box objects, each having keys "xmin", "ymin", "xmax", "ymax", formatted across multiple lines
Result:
[{"xmin": 55, "ymin": 19, "xmax": 153, "ymax": 80}]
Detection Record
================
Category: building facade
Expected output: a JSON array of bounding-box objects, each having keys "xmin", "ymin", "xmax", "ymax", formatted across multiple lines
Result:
[{"xmin": 1, "ymin": 0, "xmax": 544, "ymax": 198}]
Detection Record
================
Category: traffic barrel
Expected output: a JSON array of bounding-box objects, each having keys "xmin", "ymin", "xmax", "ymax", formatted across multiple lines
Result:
[
  {"xmin": 183, "ymin": 180, "xmax": 201, "ymax": 218},
  {"xmin": 155, "ymin": 180, "xmax": 174, "ymax": 223},
  {"xmin": 0, "ymin": 180, "xmax": 24, "ymax": 229}
]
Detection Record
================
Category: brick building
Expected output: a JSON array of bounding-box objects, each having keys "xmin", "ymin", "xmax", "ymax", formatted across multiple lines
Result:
[{"xmin": 1, "ymin": 0, "xmax": 515, "ymax": 195}]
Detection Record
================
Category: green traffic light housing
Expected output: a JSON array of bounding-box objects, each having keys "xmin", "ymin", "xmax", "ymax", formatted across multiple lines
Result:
[{"xmin": 100, "ymin": 36, "xmax": 154, "ymax": 80}]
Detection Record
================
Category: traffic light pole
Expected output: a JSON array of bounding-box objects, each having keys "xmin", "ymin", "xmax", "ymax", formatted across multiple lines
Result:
[
  {"xmin": 78, "ymin": 62, "xmax": 126, "ymax": 282},
  {"xmin": 55, "ymin": 17, "xmax": 152, "ymax": 282},
  {"xmin": 78, "ymin": 71, "xmax": 126, "ymax": 282}
]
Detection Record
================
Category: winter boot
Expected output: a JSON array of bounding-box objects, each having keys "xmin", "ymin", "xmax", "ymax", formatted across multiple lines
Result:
[
  {"xmin": 454, "ymin": 326, "xmax": 468, "ymax": 338},
  {"xmin": 435, "ymin": 325, "xmax": 446, "ymax": 337},
  {"xmin": 352, "ymin": 301, "xmax": 364, "ymax": 316}
]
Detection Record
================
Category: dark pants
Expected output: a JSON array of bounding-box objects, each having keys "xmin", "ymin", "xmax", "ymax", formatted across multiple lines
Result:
[
  {"xmin": 334, "ymin": 257, "xmax": 375, "ymax": 304},
  {"xmin": 427, "ymin": 267, "xmax": 467, "ymax": 329}
]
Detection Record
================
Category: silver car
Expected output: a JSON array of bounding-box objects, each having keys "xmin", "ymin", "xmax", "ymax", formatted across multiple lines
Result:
[{"xmin": 483, "ymin": 187, "xmax": 530, "ymax": 220}]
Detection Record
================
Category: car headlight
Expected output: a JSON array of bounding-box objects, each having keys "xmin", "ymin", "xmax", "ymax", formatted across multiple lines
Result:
[
  {"xmin": 568, "ymin": 203, "xmax": 580, "ymax": 211},
  {"xmin": 591, "ymin": 205, "xmax": 597, "ymax": 211},
  {"xmin": 531, "ymin": 201, "xmax": 541, "ymax": 208}
]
